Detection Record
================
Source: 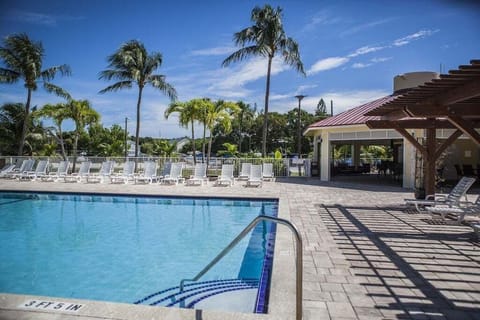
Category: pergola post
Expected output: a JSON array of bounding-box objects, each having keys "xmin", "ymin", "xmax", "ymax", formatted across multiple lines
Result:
[{"xmin": 424, "ymin": 127, "xmax": 437, "ymax": 196}]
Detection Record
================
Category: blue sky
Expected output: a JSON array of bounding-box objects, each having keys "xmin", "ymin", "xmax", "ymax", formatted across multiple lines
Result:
[{"xmin": 1, "ymin": 0, "xmax": 479, "ymax": 138}]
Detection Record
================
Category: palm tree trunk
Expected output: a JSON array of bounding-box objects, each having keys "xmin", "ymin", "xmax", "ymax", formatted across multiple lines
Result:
[
  {"xmin": 191, "ymin": 119, "xmax": 196, "ymax": 165},
  {"xmin": 18, "ymin": 89, "xmax": 32, "ymax": 156},
  {"xmin": 135, "ymin": 86, "xmax": 144, "ymax": 158},
  {"xmin": 262, "ymin": 56, "xmax": 273, "ymax": 157},
  {"xmin": 207, "ymin": 135, "xmax": 213, "ymax": 166},
  {"xmin": 72, "ymin": 132, "xmax": 79, "ymax": 172},
  {"xmin": 58, "ymin": 127, "xmax": 67, "ymax": 160},
  {"xmin": 202, "ymin": 123, "xmax": 207, "ymax": 163}
]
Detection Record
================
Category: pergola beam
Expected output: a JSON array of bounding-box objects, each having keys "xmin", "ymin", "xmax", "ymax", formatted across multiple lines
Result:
[{"xmin": 447, "ymin": 114, "xmax": 480, "ymax": 145}]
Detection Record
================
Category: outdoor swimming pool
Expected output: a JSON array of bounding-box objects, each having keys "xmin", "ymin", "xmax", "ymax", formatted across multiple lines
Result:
[{"xmin": 0, "ymin": 192, "xmax": 278, "ymax": 313}]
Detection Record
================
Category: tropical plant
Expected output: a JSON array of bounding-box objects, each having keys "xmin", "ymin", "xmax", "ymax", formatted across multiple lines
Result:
[
  {"xmin": 204, "ymin": 100, "xmax": 240, "ymax": 163},
  {"xmin": 165, "ymin": 99, "xmax": 202, "ymax": 164},
  {"xmin": 0, "ymin": 103, "xmax": 24, "ymax": 155},
  {"xmin": 68, "ymin": 99, "xmax": 100, "ymax": 170},
  {"xmin": 222, "ymin": 5, "xmax": 305, "ymax": 157},
  {"xmin": 217, "ymin": 142, "xmax": 238, "ymax": 158},
  {"xmin": 0, "ymin": 33, "xmax": 71, "ymax": 155},
  {"xmin": 99, "ymin": 40, "xmax": 177, "ymax": 158},
  {"xmin": 235, "ymin": 101, "xmax": 256, "ymax": 153},
  {"xmin": 35, "ymin": 103, "xmax": 70, "ymax": 160}
]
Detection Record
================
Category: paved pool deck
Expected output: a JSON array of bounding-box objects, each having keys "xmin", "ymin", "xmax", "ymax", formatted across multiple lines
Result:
[{"xmin": 0, "ymin": 177, "xmax": 479, "ymax": 320}]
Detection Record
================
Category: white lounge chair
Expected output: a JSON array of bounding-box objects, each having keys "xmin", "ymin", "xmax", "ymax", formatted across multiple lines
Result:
[
  {"xmin": 405, "ymin": 176, "xmax": 476, "ymax": 212},
  {"xmin": 161, "ymin": 162, "xmax": 184, "ymax": 185},
  {"xmin": 110, "ymin": 161, "xmax": 135, "ymax": 184},
  {"xmin": 40, "ymin": 160, "xmax": 70, "ymax": 182},
  {"xmin": 237, "ymin": 163, "xmax": 251, "ymax": 181},
  {"xmin": 246, "ymin": 164, "xmax": 263, "ymax": 187},
  {"xmin": 0, "ymin": 164, "xmax": 16, "ymax": 178},
  {"xmin": 186, "ymin": 163, "xmax": 208, "ymax": 186},
  {"xmin": 262, "ymin": 163, "xmax": 275, "ymax": 181},
  {"xmin": 215, "ymin": 164, "xmax": 234, "ymax": 186},
  {"xmin": 64, "ymin": 161, "xmax": 92, "ymax": 183},
  {"xmin": 19, "ymin": 159, "xmax": 49, "ymax": 181},
  {"xmin": 157, "ymin": 162, "xmax": 172, "ymax": 180},
  {"xmin": 86, "ymin": 160, "xmax": 115, "ymax": 183},
  {"xmin": 134, "ymin": 161, "xmax": 158, "ymax": 184},
  {"xmin": 6, "ymin": 159, "xmax": 35, "ymax": 179},
  {"xmin": 427, "ymin": 195, "xmax": 480, "ymax": 222}
]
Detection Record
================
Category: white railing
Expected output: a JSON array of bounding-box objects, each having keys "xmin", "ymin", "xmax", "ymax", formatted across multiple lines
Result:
[{"xmin": 0, "ymin": 156, "xmax": 314, "ymax": 178}]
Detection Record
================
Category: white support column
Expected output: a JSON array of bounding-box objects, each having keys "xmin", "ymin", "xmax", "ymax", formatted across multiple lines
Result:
[{"xmin": 320, "ymin": 132, "xmax": 330, "ymax": 181}]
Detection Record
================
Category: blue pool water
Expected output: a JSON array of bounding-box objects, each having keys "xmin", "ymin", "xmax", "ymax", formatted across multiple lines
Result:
[{"xmin": 0, "ymin": 192, "xmax": 277, "ymax": 312}]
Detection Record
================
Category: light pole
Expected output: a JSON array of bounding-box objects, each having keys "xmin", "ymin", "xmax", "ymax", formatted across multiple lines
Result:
[
  {"xmin": 124, "ymin": 117, "xmax": 128, "ymax": 159},
  {"xmin": 295, "ymin": 95, "xmax": 306, "ymax": 157}
]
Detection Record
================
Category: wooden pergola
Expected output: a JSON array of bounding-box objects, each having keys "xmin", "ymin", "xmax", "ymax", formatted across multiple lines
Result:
[{"xmin": 365, "ymin": 59, "xmax": 480, "ymax": 197}]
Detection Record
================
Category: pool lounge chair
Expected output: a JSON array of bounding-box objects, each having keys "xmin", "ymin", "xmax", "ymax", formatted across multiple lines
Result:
[
  {"xmin": 237, "ymin": 163, "xmax": 251, "ymax": 181},
  {"xmin": 64, "ymin": 161, "xmax": 92, "ymax": 183},
  {"xmin": 0, "ymin": 164, "xmax": 16, "ymax": 178},
  {"xmin": 246, "ymin": 164, "xmax": 263, "ymax": 187},
  {"xmin": 215, "ymin": 164, "xmax": 234, "ymax": 186},
  {"xmin": 86, "ymin": 160, "xmax": 115, "ymax": 183},
  {"xmin": 262, "ymin": 163, "xmax": 275, "ymax": 181},
  {"xmin": 6, "ymin": 159, "xmax": 35, "ymax": 179},
  {"xmin": 134, "ymin": 161, "xmax": 158, "ymax": 184},
  {"xmin": 405, "ymin": 176, "xmax": 476, "ymax": 212},
  {"xmin": 110, "ymin": 161, "xmax": 135, "ymax": 184},
  {"xmin": 40, "ymin": 160, "xmax": 70, "ymax": 182},
  {"xmin": 427, "ymin": 195, "xmax": 480, "ymax": 223},
  {"xmin": 18, "ymin": 159, "xmax": 49, "ymax": 181},
  {"xmin": 161, "ymin": 162, "xmax": 184, "ymax": 185},
  {"xmin": 186, "ymin": 163, "xmax": 208, "ymax": 186}
]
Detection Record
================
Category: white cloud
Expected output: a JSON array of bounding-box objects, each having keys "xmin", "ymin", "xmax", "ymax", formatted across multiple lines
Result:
[
  {"xmin": 307, "ymin": 57, "xmax": 350, "ymax": 75},
  {"xmin": 371, "ymin": 57, "xmax": 392, "ymax": 63},
  {"xmin": 308, "ymin": 29, "xmax": 437, "ymax": 74},
  {"xmin": 190, "ymin": 46, "xmax": 236, "ymax": 56},
  {"xmin": 393, "ymin": 29, "xmax": 438, "ymax": 47},
  {"xmin": 302, "ymin": 10, "xmax": 342, "ymax": 32},
  {"xmin": 341, "ymin": 18, "xmax": 396, "ymax": 37},
  {"xmin": 6, "ymin": 10, "xmax": 84, "ymax": 26},
  {"xmin": 352, "ymin": 62, "xmax": 371, "ymax": 69}
]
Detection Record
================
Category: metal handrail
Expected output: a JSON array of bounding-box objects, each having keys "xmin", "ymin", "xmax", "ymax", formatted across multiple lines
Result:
[{"xmin": 179, "ymin": 215, "xmax": 303, "ymax": 320}]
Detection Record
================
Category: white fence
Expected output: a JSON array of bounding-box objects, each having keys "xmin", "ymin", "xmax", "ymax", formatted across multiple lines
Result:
[{"xmin": 0, "ymin": 156, "xmax": 313, "ymax": 178}]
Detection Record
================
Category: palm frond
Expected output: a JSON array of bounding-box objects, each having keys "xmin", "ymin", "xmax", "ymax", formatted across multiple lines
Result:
[
  {"xmin": 43, "ymin": 83, "xmax": 72, "ymax": 100},
  {"xmin": 222, "ymin": 46, "xmax": 261, "ymax": 67},
  {"xmin": 98, "ymin": 81, "xmax": 133, "ymax": 94},
  {"xmin": 148, "ymin": 75, "xmax": 177, "ymax": 101},
  {"xmin": 41, "ymin": 64, "xmax": 72, "ymax": 81},
  {"xmin": 0, "ymin": 68, "xmax": 20, "ymax": 83}
]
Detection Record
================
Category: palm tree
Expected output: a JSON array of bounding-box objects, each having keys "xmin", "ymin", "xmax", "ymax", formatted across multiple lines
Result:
[
  {"xmin": 0, "ymin": 103, "xmax": 25, "ymax": 155},
  {"xmin": 68, "ymin": 99, "xmax": 100, "ymax": 171},
  {"xmin": 0, "ymin": 33, "xmax": 71, "ymax": 156},
  {"xmin": 205, "ymin": 100, "xmax": 240, "ymax": 163},
  {"xmin": 222, "ymin": 5, "xmax": 305, "ymax": 157},
  {"xmin": 35, "ymin": 103, "xmax": 70, "ymax": 160},
  {"xmin": 99, "ymin": 40, "xmax": 177, "ymax": 158},
  {"xmin": 165, "ymin": 99, "xmax": 202, "ymax": 164},
  {"xmin": 235, "ymin": 101, "xmax": 255, "ymax": 153}
]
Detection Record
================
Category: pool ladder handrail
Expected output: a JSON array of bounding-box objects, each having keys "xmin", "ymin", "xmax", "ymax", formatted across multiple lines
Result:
[{"xmin": 179, "ymin": 215, "xmax": 303, "ymax": 320}]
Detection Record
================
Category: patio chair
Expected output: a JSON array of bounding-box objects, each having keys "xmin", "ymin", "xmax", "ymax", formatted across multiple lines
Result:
[
  {"xmin": 6, "ymin": 159, "xmax": 35, "ymax": 179},
  {"xmin": 237, "ymin": 163, "xmax": 251, "ymax": 181},
  {"xmin": 64, "ymin": 161, "xmax": 92, "ymax": 183},
  {"xmin": 246, "ymin": 164, "xmax": 263, "ymax": 188},
  {"xmin": 161, "ymin": 162, "xmax": 184, "ymax": 185},
  {"xmin": 215, "ymin": 164, "xmax": 234, "ymax": 186},
  {"xmin": 18, "ymin": 159, "xmax": 49, "ymax": 181},
  {"xmin": 186, "ymin": 163, "xmax": 208, "ymax": 186},
  {"xmin": 86, "ymin": 160, "xmax": 115, "ymax": 183},
  {"xmin": 0, "ymin": 163, "xmax": 16, "ymax": 178},
  {"xmin": 157, "ymin": 162, "xmax": 172, "ymax": 181},
  {"xmin": 262, "ymin": 163, "xmax": 275, "ymax": 181},
  {"xmin": 40, "ymin": 160, "xmax": 70, "ymax": 182},
  {"xmin": 110, "ymin": 161, "xmax": 135, "ymax": 184},
  {"xmin": 427, "ymin": 195, "xmax": 480, "ymax": 223},
  {"xmin": 405, "ymin": 176, "xmax": 476, "ymax": 212},
  {"xmin": 134, "ymin": 161, "xmax": 158, "ymax": 184}
]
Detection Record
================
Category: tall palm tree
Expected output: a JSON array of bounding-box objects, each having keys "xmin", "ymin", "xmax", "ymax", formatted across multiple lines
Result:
[
  {"xmin": 165, "ymin": 99, "xmax": 201, "ymax": 164},
  {"xmin": 35, "ymin": 103, "xmax": 70, "ymax": 160},
  {"xmin": 205, "ymin": 100, "xmax": 240, "ymax": 163},
  {"xmin": 0, "ymin": 103, "xmax": 25, "ymax": 155},
  {"xmin": 235, "ymin": 101, "xmax": 255, "ymax": 153},
  {"xmin": 222, "ymin": 5, "xmax": 305, "ymax": 157},
  {"xmin": 68, "ymin": 99, "xmax": 100, "ymax": 171},
  {"xmin": 99, "ymin": 40, "xmax": 177, "ymax": 158},
  {"xmin": 0, "ymin": 33, "xmax": 71, "ymax": 156}
]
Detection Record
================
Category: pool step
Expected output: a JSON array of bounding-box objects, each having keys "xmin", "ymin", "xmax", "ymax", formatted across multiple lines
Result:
[{"xmin": 134, "ymin": 278, "xmax": 259, "ymax": 309}]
